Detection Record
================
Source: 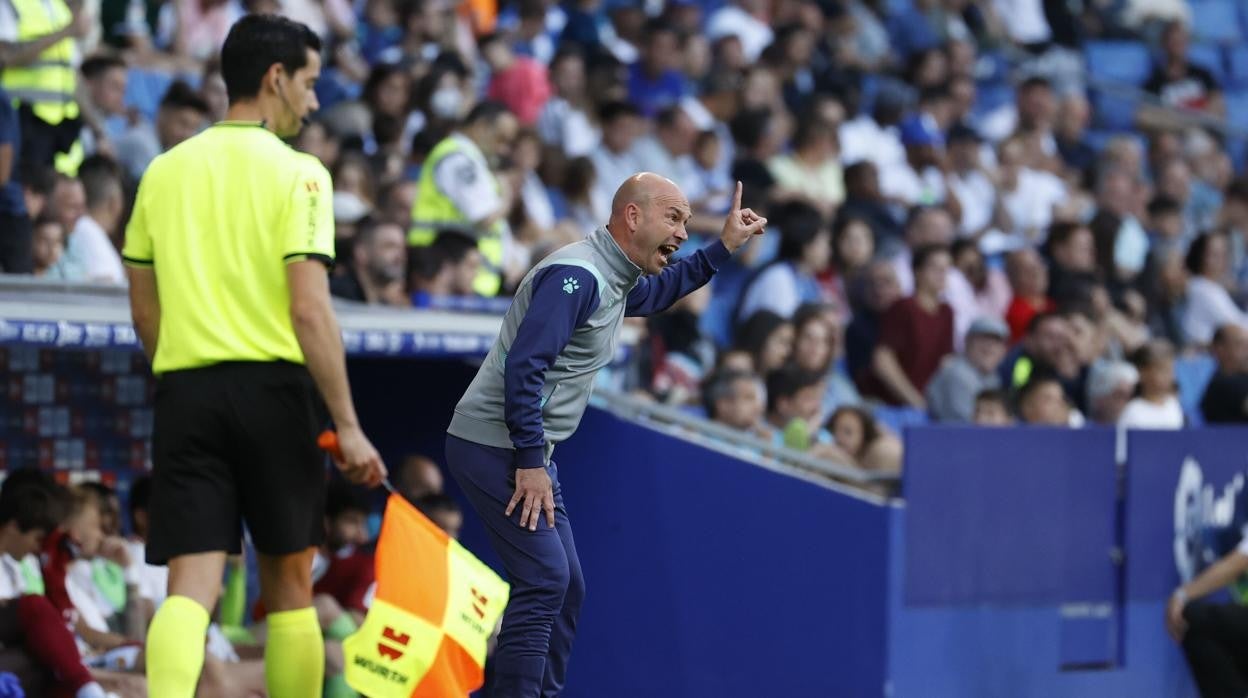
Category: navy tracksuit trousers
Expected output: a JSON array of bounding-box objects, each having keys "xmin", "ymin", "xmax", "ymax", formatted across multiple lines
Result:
[{"xmin": 446, "ymin": 434, "xmax": 585, "ymax": 698}]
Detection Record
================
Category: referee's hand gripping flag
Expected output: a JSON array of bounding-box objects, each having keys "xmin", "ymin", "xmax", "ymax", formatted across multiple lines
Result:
[{"xmin": 320, "ymin": 431, "xmax": 510, "ymax": 697}]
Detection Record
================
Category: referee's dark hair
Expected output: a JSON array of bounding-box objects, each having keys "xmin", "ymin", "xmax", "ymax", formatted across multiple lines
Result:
[{"xmin": 220, "ymin": 14, "xmax": 322, "ymax": 104}]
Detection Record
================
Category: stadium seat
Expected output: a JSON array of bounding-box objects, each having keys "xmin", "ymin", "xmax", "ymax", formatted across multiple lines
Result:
[
  {"xmin": 1229, "ymin": 46, "xmax": 1248, "ymax": 87},
  {"xmin": 1175, "ymin": 354, "xmax": 1217, "ymax": 418},
  {"xmin": 1089, "ymin": 89, "xmax": 1140, "ymax": 131},
  {"xmin": 123, "ymin": 68, "xmax": 174, "ymax": 124},
  {"xmin": 1222, "ymin": 89, "xmax": 1248, "ymax": 131},
  {"xmin": 1188, "ymin": 43, "xmax": 1226, "ymax": 85},
  {"xmin": 871, "ymin": 406, "xmax": 929, "ymax": 435},
  {"xmin": 1190, "ymin": 0, "xmax": 1243, "ymax": 45},
  {"xmin": 972, "ymin": 82, "xmax": 1014, "ymax": 118},
  {"xmin": 1083, "ymin": 41, "xmax": 1153, "ymax": 87}
]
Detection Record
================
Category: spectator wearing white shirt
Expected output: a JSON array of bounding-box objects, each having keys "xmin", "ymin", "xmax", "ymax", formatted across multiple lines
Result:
[
  {"xmin": 45, "ymin": 157, "xmax": 125, "ymax": 285},
  {"xmin": 590, "ymin": 101, "xmax": 644, "ymax": 209},
  {"xmin": 888, "ymin": 113, "xmax": 952, "ymax": 209},
  {"xmin": 630, "ymin": 105, "xmax": 701, "ymax": 197},
  {"xmin": 946, "ymin": 124, "xmax": 1000, "ymax": 240},
  {"xmin": 839, "ymin": 88, "xmax": 906, "ymax": 174},
  {"xmin": 536, "ymin": 49, "xmax": 600, "ymax": 157},
  {"xmin": 0, "ymin": 475, "xmax": 120, "ymax": 698},
  {"xmin": 1184, "ymin": 232, "xmax": 1248, "ymax": 346},
  {"xmin": 705, "ymin": 0, "xmax": 773, "ymax": 63},
  {"xmin": 738, "ymin": 201, "xmax": 830, "ymax": 321},
  {"xmin": 1120, "ymin": 339, "xmax": 1185, "ymax": 429},
  {"xmin": 1085, "ymin": 359, "xmax": 1139, "ymax": 425},
  {"xmin": 996, "ymin": 136, "xmax": 1066, "ymax": 249}
]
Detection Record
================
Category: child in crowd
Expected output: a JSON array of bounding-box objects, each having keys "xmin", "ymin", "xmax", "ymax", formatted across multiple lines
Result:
[
  {"xmin": 31, "ymin": 216, "xmax": 65, "ymax": 276},
  {"xmin": 973, "ymin": 389, "xmax": 1014, "ymax": 426},
  {"xmin": 1120, "ymin": 339, "xmax": 1185, "ymax": 429},
  {"xmin": 826, "ymin": 406, "xmax": 903, "ymax": 474}
]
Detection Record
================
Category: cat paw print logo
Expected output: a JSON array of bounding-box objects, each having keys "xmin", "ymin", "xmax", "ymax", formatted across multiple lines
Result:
[{"xmin": 562, "ymin": 277, "xmax": 580, "ymax": 294}]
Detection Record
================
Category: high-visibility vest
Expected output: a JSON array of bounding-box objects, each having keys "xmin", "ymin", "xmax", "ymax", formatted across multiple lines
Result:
[
  {"xmin": 2, "ymin": 0, "xmax": 79, "ymax": 126},
  {"xmin": 409, "ymin": 133, "xmax": 505, "ymax": 297},
  {"xmin": 343, "ymin": 493, "xmax": 509, "ymax": 697}
]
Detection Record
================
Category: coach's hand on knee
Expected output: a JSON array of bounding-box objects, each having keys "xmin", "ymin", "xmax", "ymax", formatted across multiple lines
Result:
[
  {"xmin": 334, "ymin": 425, "xmax": 387, "ymax": 488},
  {"xmin": 507, "ymin": 467, "xmax": 555, "ymax": 532}
]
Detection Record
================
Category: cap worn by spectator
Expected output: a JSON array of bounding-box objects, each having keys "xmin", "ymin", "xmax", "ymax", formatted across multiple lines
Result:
[
  {"xmin": 967, "ymin": 316, "xmax": 1009, "ymax": 341},
  {"xmin": 900, "ymin": 114, "xmax": 944, "ymax": 148}
]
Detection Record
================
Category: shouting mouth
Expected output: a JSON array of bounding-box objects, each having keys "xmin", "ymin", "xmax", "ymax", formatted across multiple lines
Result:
[{"xmin": 658, "ymin": 243, "xmax": 680, "ymax": 265}]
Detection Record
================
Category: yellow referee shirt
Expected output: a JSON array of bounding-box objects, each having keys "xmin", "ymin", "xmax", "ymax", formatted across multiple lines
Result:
[{"xmin": 122, "ymin": 122, "xmax": 335, "ymax": 375}]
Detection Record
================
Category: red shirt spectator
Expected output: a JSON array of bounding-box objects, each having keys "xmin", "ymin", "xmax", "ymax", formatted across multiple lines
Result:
[
  {"xmin": 482, "ymin": 37, "xmax": 551, "ymax": 126},
  {"xmin": 1006, "ymin": 296, "xmax": 1057, "ymax": 344},
  {"xmin": 313, "ymin": 545, "xmax": 375, "ymax": 614},
  {"xmin": 868, "ymin": 245, "xmax": 955, "ymax": 406}
]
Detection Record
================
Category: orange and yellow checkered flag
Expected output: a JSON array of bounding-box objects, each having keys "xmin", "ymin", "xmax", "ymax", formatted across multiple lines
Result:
[{"xmin": 343, "ymin": 493, "xmax": 509, "ymax": 697}]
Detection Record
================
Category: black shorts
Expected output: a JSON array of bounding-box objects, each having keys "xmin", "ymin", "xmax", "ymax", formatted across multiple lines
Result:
[{"xmin": 147, "ymin": 361, "xmax": 328, "ymax": 565}]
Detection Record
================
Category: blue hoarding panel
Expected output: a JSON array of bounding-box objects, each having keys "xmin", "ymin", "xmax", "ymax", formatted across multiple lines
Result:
[{"xmin": 903, "ymin": 427, "xmax": 1118, "ymax": 605}]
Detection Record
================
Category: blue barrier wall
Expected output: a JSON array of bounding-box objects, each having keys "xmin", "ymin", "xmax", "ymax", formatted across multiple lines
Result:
[
  {"xmin": 15, "ymin": 347, "xmax": 1248, "ymax": 697},
  {"xmin": 349, "ymin": 358, "xmax": 893, "ymax": 697},
  {"xmin": 888, "ymin": 426, "xmax": 1248, "ymax": 698}
]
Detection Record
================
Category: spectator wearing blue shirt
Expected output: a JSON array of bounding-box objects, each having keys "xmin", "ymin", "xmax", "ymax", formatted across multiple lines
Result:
[
  {"xmin": 627, "ymin": 19, "xmax": 689, "ymax": 117},
  {"xmin": 0, "ymin": 87, "xmax": 31, "ymax": 273}
]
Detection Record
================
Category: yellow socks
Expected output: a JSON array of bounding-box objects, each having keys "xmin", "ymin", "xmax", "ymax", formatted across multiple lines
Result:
[
  {"xmin": 265, "ymin": 606, "xmax": 325, "ymax": 697},
  {"xmin": 145, "ymin": 595, "xmax": 210, "ymax": 698}
]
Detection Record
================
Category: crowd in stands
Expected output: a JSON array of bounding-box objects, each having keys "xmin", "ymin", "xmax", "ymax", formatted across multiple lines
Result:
[
  {"xmin": 5, "ymin": 0, "xmax": 1248, "ymax": 479},
  {"xmin": 0, "ymin": 456, "xmax": 457, "ymax": 697}
]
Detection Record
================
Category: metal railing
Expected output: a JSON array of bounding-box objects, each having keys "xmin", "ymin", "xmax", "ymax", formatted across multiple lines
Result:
[{"xmin": 590, "ymin": 389, "xmax": 899, "ymax": 489}]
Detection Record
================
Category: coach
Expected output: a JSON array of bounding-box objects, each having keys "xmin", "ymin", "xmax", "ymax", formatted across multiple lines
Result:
[{"xmin": 445, "ymin": 172, "xmax": 766, "ymax": 696}]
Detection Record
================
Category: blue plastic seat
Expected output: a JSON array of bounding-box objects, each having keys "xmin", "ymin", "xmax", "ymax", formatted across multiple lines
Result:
[
  {"xmin": 1175, "ymin": 355, "xmax": 1217, "ymax": 418},
  {"xmin": 1090, "ymin": 89, "xmax": 1140, "ymax": 131},
  {"xmin": 1190, "ymin": 0, "xmax": 1243, "ymax": 44},
  {"xmin": 1084, "ymin": 41, "xmax": 1153, "ymax": 86},
  {"xmin": 123, "ymin": 69, "xmax": 171, "ymax": 123},
  {"xmin": 1222, "ymin": 89, "xmax": 1248, "ymax": 131},
  {"xmin": 1188, "ymin": 43, "xmax": 1226, "ymax": 85},
  {"xmin": 1229, "ymin": 46, "xmax": 1248, "ymax": 87},
  {"xmin": 872, "ymin": 406, "xmax": 929, "ymax": 435}
]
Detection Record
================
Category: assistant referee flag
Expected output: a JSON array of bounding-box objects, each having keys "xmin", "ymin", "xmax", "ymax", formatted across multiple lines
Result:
[{"xmin": 344, "ymin": 492, "xmax": 509, "ymax": 697}]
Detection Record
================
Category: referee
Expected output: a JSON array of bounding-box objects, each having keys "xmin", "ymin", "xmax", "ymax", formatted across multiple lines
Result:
[
  {"xmin": 446, "ymin": 173, "xmax": 766, "ymax": 696},
  {"xmin": 122, "ymin": 15, "xmax": 385, "ymax": 698}
]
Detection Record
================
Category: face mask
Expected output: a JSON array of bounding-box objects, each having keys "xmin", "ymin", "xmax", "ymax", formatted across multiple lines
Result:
[{"xmin": 430, "ymin": 87, "xmax": 462, "ymax": 119}]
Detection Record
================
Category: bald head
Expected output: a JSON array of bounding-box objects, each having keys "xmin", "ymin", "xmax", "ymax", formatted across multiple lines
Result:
[
  {"xmin": 611, "ymin": 172, "xmax": 683, "ymax": 217},
  {"xmin": 606, "ymin": 171, "xmax": 692, "ymax": 275}
]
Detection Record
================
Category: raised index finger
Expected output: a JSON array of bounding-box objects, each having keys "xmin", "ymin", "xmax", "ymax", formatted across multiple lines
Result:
[{"xmin": 731, "ymin": 180, "xmax": 742, "ymax": 212}]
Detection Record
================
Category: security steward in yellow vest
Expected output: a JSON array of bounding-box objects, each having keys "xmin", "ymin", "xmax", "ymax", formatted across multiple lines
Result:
[
  {"xmin": 409, "ymin": 101, "xmax": 518, "ymax": 297},
  {"xmin": 0, "ymin": 0, "xmax": 88, "ymax": 174}
]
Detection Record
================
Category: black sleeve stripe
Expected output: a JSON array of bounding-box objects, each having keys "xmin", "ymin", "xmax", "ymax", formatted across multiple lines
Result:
[
  {"xmin": 122, "ymin": 255, "xmax": 154, "ymax": 267},
  {"xmin": 284, "ymin": 252, "xmax": 334, "ymax": 268}
]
